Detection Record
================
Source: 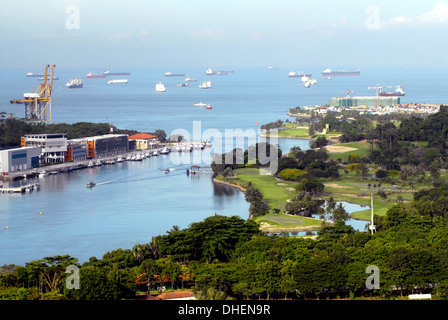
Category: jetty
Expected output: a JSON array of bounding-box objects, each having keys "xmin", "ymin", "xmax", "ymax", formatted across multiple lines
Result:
[{"xmin": 0, "ymin": 183, "xmax": 40, "ymax": 194}]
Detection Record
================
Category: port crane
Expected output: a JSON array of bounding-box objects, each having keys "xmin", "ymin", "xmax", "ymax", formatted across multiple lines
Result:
[
  {"xmin": 340, "ymin": 89, "xmax": 354, "ymax": 97},
  {"xmin": 10, "ymin": 64, "xmax": 55, "ymax": 123},
  {"xmin": 368, "ymin": 84, "xmax": 383, "ymax": 107}
]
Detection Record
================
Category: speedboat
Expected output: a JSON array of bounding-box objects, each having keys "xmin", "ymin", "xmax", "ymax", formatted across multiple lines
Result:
[{"xmin": 86, "ymin": 182, "xmax": 95, "ymax": 188}]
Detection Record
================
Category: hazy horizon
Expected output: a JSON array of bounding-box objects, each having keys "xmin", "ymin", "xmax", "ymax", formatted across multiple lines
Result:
[{"xmin": 1, "ymin": 1, "xmax": 448, "ymax": 69}]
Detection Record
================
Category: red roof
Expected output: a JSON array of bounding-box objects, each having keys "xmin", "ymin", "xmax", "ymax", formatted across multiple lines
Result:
[{"xmin": 129, "ymin": 133, "xmax": 157, "ymax": 140}]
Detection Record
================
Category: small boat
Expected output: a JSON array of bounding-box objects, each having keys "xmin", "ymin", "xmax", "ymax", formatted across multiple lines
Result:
[
  {"xmin": 163, "ymin": 168, "xmax": 170, "ymax": 174},
  {"xmin": 117, "ymin": 156, "xmax": 124, "ymax": 162},
  {"xmin": 87, "ymin": 161, "xmax": 95, "ymax": 168},
  {"xmin": 194, "ymin": 102, "xmax": 208, "ymax": 107},
  {"xmin": 177, "ymin": 83, "xmax": 188, "ymax": 87},
  {"xmin": 160, "ymin": 147, "xmax": 170, "ymax": 154},
  {"xmin": 152, "ymin": 150, "xmax": 159, "ymax": 156},
  {"xmin": 38, "ymin": 170, "xmax": 49, "ymax": 178},
  {"xmin": 96, "ymin": 160, "xmax": 102, "ymax": 166},
  {"xmin": 206, "ymin": 105, "xmax": 212, "ymax": 110},
  {"xmin": 86, "ymin": 182, "xmax": 96, "ymax": 188},
  {"xmin": 185, "ymin": 77, "xmax": 197, "ymax": 82},
  {"xmin": 155, "ymin": 82, "xmax": 166, "ymax": 92}
]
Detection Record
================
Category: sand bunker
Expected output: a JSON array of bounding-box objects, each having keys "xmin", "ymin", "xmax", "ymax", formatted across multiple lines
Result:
[{"xmin": 325, "ymin": 145, "xmax": 357, "ymax": 153}]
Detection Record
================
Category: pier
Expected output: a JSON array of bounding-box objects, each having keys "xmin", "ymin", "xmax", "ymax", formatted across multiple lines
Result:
[
  {"xmin": 0, "ymin": 183, "xmax": 40, "ymax": 194},
  {"xmin": 187, "ymin": 166, "xmax": 213, "ymax": 175}
]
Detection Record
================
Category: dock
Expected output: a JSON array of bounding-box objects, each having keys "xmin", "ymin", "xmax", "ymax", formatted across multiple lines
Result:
[{"xmin": 0, "ymin": 183, "xmax": 40, "ymax": 194}]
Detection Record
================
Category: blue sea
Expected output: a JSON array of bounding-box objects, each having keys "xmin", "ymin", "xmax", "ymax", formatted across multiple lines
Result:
[{"xmin": 1, "ymin": 66, "xmax": 447, "ymax": 265}]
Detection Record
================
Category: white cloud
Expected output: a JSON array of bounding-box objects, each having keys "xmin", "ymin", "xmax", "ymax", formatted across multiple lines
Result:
[
  {"xmin": 419, "ymin": 2, "xmax": 448, "ymax": 23},
  {"xmin": 382, "ymin": 2, "xmax": 448, "ymax": 27}
]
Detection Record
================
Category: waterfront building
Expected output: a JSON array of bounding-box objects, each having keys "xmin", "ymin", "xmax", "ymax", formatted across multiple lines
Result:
[
  {"xmin": 86, "ymin": 134, "xmax": 129, "ymax": 158},
  {"xmin": 0, "ymin": 146, "xmax": 41, "ymax": 173},
  {"xmin": 65, "ymin": 139, "xmax": 89, "ymax": 162},
  {"xmin": 129, "ymin": 133, "xmax": 158, "ymax": 150},
  {"xmin": 329, "ymin": 96, "xmax": 400, "ymax": 108},
  {"xmin": 22, "ymin": 133, "xmax": 67, "ymax": 165}
]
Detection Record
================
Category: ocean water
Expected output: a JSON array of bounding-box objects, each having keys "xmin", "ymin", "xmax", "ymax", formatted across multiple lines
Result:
[{"xmin": 1, "ymin": 66, "xmax": 447, "ymax": 265}]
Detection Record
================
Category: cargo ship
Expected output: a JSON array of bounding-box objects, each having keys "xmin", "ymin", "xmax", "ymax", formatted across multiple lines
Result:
[
  {"xmin": 205, "ymin": 68, "xmax": 234, "ymax": 75},
  {"xmin": 165, "ymin": 71, "xmax": 185, "ymax": 77},
  {"xmin": 86, "ymin": 72, "xmax": 106, "ymax": 78},
  {"xmin": 379, "ymin": 85, "xmax": 405, "ymax": 97},
  {"xmin": 107, "ymin": 79, "xmax": 128, "ymax": 84},
  {"xmin": 155, "ymin": 82, "xmax": 166, "ymax": 92},
  {"xmin": 104, "ymin": 70, "xmax": 131, "ymax": 76},
  {"xmin": 321, "ymin": 68, "xmax": 360, "ymax": 76},
  {"xmin": 26, "ymin": 72, "xmax": 44, "ymax": 77},
  {"xmin": 288, "ymin": 71, "xmax": 312, "ymax": 78},
  {"xmin": 66, "ymin": 78, "xmax": 83, "ymax": 89},
  {"xmin": 37, "ymin": 76, "xmax": 59, "ymax": 80}
]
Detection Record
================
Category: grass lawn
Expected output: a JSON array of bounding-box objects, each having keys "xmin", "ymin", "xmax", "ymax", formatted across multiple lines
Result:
[
  {"xmin": 326, "ymin": 141, "xmax": 372, "ymax": 162},
  {"xmin": 227, "ymin": 167, "xmax": 298, "ymax": 211}
]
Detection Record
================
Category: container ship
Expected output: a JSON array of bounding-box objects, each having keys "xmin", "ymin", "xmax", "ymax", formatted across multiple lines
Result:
[
  {"xmin": 379, "ymin": 85, "xmax": 405, "ymax": 97},
  {"xmin": 104, "ymin": 70, "xmax": 131, "ymax": 76},
  {"xmin": 86, "ymin": 72, "xmax": 106, "ymax": 78},
  {"xmin": 321, "ymin": 68, "xmax": 360, "ymax": 76},
  {"xmin": 66, "ymin": 78, "xmax": 83, "ymax": 89}
]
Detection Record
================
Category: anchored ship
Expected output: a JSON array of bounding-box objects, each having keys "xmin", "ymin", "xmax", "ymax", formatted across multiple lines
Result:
[
  {"xmin": 165, "ymin": 71, "xmax": 185, "ymax": 77},
  {"xmin": 155, "ymin": 82, "xmax": 166, "ymax": 92},
  {"xmin": 26, "ymin": 72, "xmax": 44, "ymax": 77},
  {"xmin": 104, "ymin": 70, "xmax": 131, "ymax": 76},
  {"xmin": 379, "ymin": 85, "xmax": 405, "ymax": 97},
  {"xmin": 86, "ymin": 72, "xmax": 106, "ymax": 78},
  {"xmin": 198, "ymin": 80, "xmax": 212, "ymax": 89},
  {"xmin": 107, "ymin": 79, "xmax": 128, "ymax": 84},
  {"xmin": 288, "ymin": 71, "xmax": 312, "ymax": 78},
  {"xmin": 66, "ymin": 78, "xmax": 83, "ymax": 88},
  {"xmin": 321, "ymin": 68, "xmax": 360, "ymax": 76}
]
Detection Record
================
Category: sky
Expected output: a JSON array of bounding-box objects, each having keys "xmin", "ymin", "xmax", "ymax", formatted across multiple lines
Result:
[{"xmin": 1, "ymin": 0, "xmax": 448, "ymax": 68}]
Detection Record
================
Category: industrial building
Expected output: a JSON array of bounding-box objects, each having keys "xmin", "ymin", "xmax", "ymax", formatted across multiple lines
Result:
[
  {"xmin": 22, "ymin": 133, "xmax": 67, "ymax": 165},
  {"xmin": 329, "ymin": 96, "xmax": 400, "ymax": 108},
  {"xmin": 0, "ymin": 146, "xmax": 41, "ymax": 173},
  {"xmin": 86, "ymin": 134, "xmax": 129, "ymax": 158}
]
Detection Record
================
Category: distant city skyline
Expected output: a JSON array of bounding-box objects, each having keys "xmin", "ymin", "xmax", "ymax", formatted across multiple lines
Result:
[{"xmin": 1, "ymin": 0, "xmax": 448, "ymax": 68}]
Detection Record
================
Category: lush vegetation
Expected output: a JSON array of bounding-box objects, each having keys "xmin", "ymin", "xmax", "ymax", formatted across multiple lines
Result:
[
  {"xmin": 0, "ymin": 118, "xmax": 169, "ymax": 147},
  {"xmin": 2, "ymin": 204, "xmax": 448, "ymax": 300}
]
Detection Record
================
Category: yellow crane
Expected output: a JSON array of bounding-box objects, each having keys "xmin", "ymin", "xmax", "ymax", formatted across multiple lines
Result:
[
  {"xmin": 368, "ymin": 84, "xmax": 383, "ymax": 107},
  {"xmin": 10, "ymin": 64, "xmax": 55, "ymax": 123}
]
